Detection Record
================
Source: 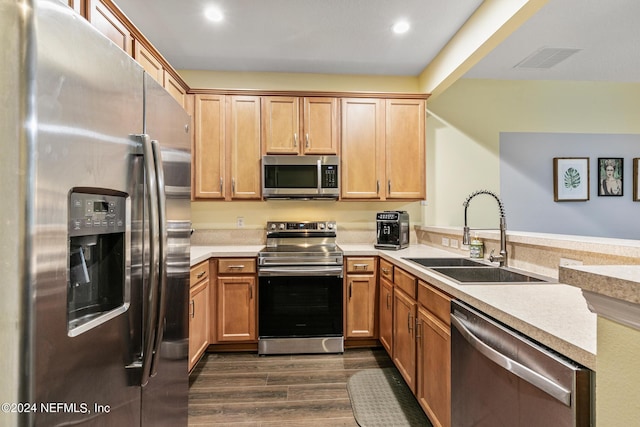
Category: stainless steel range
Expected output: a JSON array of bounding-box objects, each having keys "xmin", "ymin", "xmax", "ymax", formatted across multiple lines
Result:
[{"xmin": 258, "ymin": 221, "xmax": 344, "ymax": 355}]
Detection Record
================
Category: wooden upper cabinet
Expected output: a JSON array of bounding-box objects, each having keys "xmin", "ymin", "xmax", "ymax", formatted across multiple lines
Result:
[
  {"xmin": 341, "ymin": 98, "xmax": 425, "ymax": 200},
  {"xmin": 262, "ymin": 96, "xmax": 339, "ymax": 155},
  {"xmin": 385, "ymin": 99, "xmax": 425, "ymax": 199},
  {"xmin": 133, "ymin": 40, "xmax": 163, "ymax": 84},
  {"xmin": 87, "ymin": 0, "xmax": 132, "ymax": 55},
  {"xmin": 262, "ymin": 96, "xmax": 299, "ymax": 154},
  {"xmin": 227, "ymin": 96, "xmax": 262, "ymax": 199},
  {"xmin": 64, "ymin": 0, "xmax": 84, "ymax": 15},
  {"xmin": 164, "ymin": 72, "xmax": 187, "ymax": 109},
  {"xmin": 302, "ymin": 97, "xmax": 339, "ymax": 155},
  {"xmin": 193, "ymin": 95, "xmax": 261, "ymax": 200},
  {"xmin": 340, "ymin": 98, "xmax": 384, "ymax": 199},
  {"xmin": 194, "ymin": 94, "xmax": 226, "ymax": 199}
]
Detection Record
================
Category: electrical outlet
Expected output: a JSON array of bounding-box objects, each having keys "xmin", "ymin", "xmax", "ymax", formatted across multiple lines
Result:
[
  {"xmin": 560, "ymin": 257, "xmax": 583, "ymax": 267},
  {"xmin": 450, "ymin": 239, "xmax": 459, "ymax": 249},
  {"xmin": 441, "ymin": 237, "xmax": 450, "ymax": 247},
  {"xmin": 236, "ymin": 216, "xmax": 244, "ymax": 228}
]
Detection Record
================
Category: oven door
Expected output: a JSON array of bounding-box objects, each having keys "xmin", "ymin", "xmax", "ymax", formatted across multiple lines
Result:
[{"xmin": 258, "ymin": 273, "xmax": 343, "ymax": 338}]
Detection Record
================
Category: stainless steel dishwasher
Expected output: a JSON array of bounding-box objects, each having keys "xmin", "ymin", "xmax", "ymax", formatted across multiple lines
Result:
[{"xmin": 451, "ymin": 301, "xmax": 592, "ymax": 427}]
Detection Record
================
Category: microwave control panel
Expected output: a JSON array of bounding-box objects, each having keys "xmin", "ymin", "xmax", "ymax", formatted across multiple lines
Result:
[{"xmin": 321, "ymin": 165, "xmax": 338, "ymax": 188}]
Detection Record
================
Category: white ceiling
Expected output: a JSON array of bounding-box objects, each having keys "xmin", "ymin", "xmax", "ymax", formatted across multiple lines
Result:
[
  {"xmin": 114, "ymin": 0, "xmax": 640, "ymax": 83},
  {"xmin": 464, "ymin": 0, "xmax": 640, "ymax": 82}
]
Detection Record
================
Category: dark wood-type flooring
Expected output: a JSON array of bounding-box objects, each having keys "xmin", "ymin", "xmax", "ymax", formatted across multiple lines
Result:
[{"xmin": 188, "ymin": 347, "xmax": 394, "ymax": 426}]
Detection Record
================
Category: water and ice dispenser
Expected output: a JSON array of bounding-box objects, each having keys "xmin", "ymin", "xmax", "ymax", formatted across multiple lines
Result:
[{"xmin": 68, "ymin": 190, "xmax": 128, "ymax": 336}]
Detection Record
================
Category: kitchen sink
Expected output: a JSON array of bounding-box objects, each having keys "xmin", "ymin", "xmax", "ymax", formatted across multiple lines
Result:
[
  {"xmin": 403, "ymin": 257, "xmax": 490, "ymax": 268},
  {"xmin": 430, "ymin": 266, "xmax": 554, "ymax": 284}
]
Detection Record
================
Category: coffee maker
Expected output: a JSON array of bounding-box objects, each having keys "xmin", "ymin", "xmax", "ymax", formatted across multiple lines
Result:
[{"xmin": 375, "ymin": 211, "xmax": 410, "ymax": 250}]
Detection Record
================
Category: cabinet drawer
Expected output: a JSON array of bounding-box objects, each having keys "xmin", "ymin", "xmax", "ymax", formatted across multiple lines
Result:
[
  {"xmin": 346, "ymin": 257, "xmax": 377, "ymax": 274},
  {"xmin": 190, "ymin": 261, "xmax": 209, "ymax": 286},
  {"xmin": 379, "ymin": 259, "xmax": 394, "ymax": 281},
  {"xmin": 218, "ymin": 258, "xmax": 256, "ymax": 274},
  {"xmin": 418, "ymin": 280, "xmax": 451, "ymax": 325},
  {"xmin": 394, "ymin": 267, "xmax": 416, "ymax": 299}
]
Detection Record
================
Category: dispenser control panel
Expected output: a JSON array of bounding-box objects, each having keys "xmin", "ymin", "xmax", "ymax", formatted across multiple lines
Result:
[{"xmin": 69, "ymin": 191, "xmax": 126, "ymax": 236}]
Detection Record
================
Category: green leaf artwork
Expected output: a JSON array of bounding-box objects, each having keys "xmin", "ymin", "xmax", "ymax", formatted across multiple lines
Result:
[{"xmin": 564, "ymin": 167, "xmax": 581, "ymax": 189}]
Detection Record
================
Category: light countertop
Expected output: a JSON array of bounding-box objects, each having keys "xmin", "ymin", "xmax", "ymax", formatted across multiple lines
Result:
[
  {"xmin": 191, "ymin": 243, "xmax": 597, "ymax": 369},
  {"xmin": 560, "ymin": 264, "xmax": 640, "ymax": 305},
  {"xmin": 191, "ymin": 245, "xmax": 265, "ymax": 266}
]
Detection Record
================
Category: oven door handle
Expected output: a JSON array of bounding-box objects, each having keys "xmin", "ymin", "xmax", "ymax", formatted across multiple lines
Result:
[
  {"xmin": 451, "ymin": 314, "xmax": 572, "ymax": 406},
  {"xmin": 259, "ymin": 267, "xmax": 344, "ymax": 277}
]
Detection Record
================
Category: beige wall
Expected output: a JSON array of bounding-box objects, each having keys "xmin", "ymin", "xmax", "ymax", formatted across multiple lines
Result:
[
  {"xmin": 180, "ymin": 69, "xmax": 421, "ymax": 93},
  {"xmin": 425, "ymin": 78, "xmax": 640, "ymax": 229},
  {"xmin": 192, "ymin": 200, "xmax": 422, "ymax": 234},
  {"xmin": 596, "ymin": 317, "xmax": 640, "ymax": 425}
]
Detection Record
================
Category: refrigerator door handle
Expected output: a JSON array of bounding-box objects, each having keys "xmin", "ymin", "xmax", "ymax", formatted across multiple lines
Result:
[
  {"xmin": 149, "ymin": 139, "xmax": 168, "ymax": 378},
  {"xmin": 140, "ymin": 134, "xmax": 161, "ymax": 387}
]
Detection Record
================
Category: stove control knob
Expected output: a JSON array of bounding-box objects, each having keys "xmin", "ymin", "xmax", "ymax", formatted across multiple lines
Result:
[
  {"xmin": 270, "ymin": 223, "xmax": 277, "ymax": 230},
  {"xmin": 279, "ymin": 223, "xmax": 285, "ymax": 230},
  {"xmin": 319, "ymin": 223, "xmax": 325, "ymax": 230},
  {"xmin": 327, "ymin": 223, "xmax": 334, "ymax": 230}
]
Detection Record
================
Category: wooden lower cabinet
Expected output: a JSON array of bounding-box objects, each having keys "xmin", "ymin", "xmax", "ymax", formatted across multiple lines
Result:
[
  {"xmin": 393, "ymin": 288, "xmax": 417, "ymax": 393},
  {"xmin": 189, "ymin": 261, "xmax": 210, "ymax": 371},
  {"xmin": 417, "ymin": 307, "xmax": 451, "ymax": 427},
  {"xmin": 217, "ymin": 276, "xmax": 256, "ymax": 342},
  {"xmin": 417, "ymin": 280, "xmax": 452, "ymax": 427},
  {"xmin": 379, "ymin": 276, "xmax": 394, "ymax": 354},
  {"xmin": 345, "ymin": 257, "xmax": 378, "ymax": 339},
  {"xmin": 215, "ymin": 258, "xmax": 257, "ymax": 342}
]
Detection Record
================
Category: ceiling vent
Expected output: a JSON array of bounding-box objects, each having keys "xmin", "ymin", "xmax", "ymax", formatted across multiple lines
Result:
[{"xmin": 514, "ymin": 47, "xmax": 582, "ymax": 69}]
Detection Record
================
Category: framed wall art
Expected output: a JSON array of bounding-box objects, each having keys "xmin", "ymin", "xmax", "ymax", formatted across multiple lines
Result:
[
  {"xmin": 633, "ymin": 158, "xmax": 639, "ymax": 201},
  {"xmin": 598, "ymin": 157, "xmax": 623, "ymax": 197},
  {"xmin": 553, "ymin": 157, "xmax": 590, "ymax": 202}
]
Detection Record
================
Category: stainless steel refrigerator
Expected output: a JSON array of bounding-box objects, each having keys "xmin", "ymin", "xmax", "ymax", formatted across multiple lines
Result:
[{"xmin": 0, "ymin": 0, "xmax": 191, "ymax": 425}]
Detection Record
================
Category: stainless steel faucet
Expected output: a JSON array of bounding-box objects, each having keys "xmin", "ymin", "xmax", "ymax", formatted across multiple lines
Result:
[{"xmin": 462, "ymin": 190, "xmax": 507, "ymax": 267}]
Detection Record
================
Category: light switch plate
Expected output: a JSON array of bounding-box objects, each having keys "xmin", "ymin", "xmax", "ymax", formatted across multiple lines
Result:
[
  {"xmin": 450, "ymin": 239, "xmax": 459, "ymax": 249},
  {"xmin": 441, "ymin": 237, "xmax": 450, "ymax": 247}
]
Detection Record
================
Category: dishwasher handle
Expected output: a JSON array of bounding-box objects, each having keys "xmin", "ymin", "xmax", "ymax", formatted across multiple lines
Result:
[{"xmin": 451, "ymin": 313, "xmax": 572, "ymax": 407}]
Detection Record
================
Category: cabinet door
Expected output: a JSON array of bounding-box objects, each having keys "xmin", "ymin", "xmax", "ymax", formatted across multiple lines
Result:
[
  {"xmin": 393, "ymin": 288, "xmax": 417, "ymax": 392},
  {"xmin": 189, "ymin": 279, "xmax": 209, "ymax": 371},
  {"xmin": 217, "ymin": 276, "xmax": 256, "ymax": 342},
  {"xmin": 379, "ymin": 277, "xmax": 394, "ymax": 355},
  {"xmin": 345, "ymin": 274, "xmax": 377, "ymax": 338},
  {"xmin": 164, "ymin": 73, "xmax": 187, "ymax": 109},
  {"xmin": 262, "ymin": 96, "xmax": 300, "ymax": 154},
  {"xmin": 133, "ymin": 40, "xmax": 163, "ymax": 85},
  {"xmin": 303, "ymin": 97, "xmax": 339, "ymax": 155},
  {"xmin": 228, "ymin": 96, "xmax": 262, "ymax": 199},
  {"xmin": 340, "ymin": 98, "xmax": 384, "ymax": 199},
  {"xmin": 385, "ymin": 99, "xmax": 425, "ymax": 199},
  {"xmin": 417, "ymin": 307, "xmax": 451, "ymax": 427},
  {"xmin": 87, "ymin": 0, "xmax": 132, "ymax": 55},
  {"xmin": 66, "ymin": 0, "xmax": 84, "ymax": 15},
  {"xmin": 194, "ymin": 95, "xmax": 225, "ymax": 199}
]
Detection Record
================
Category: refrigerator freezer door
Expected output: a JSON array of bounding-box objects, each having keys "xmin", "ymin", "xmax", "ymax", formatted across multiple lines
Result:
[
  {"xmin": 140, "ymin": 73, "xmax": 191, "ymax": 426},
  {"xmin": 32, "ymin": 1, "xmax": 144, "ymax": 425}
]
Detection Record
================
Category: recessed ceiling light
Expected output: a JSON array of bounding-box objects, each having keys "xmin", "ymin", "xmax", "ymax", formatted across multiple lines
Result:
[
  {"xmin": 392, "ymin": 21, "xmax": 410, "ymax": 34},
  {"xmin": 205, "ymin": 6, "xmax": 224, "ymax": 23}
]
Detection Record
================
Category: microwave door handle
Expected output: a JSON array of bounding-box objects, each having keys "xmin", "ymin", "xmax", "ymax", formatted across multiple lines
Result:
[
  {"xmin": 317, "ymin": 159, "xmax": 322, "ymax": 193},
  {"xmin": 450, "ymin": 314, "xmax": 572, "ymax": 406},
  {"xmin": 139, "ymin": 134, "xmax": 161, "ymax": 387},
  {"xmin": 149, "ymin": 139, "xmax": 168, "ymax": 378}
]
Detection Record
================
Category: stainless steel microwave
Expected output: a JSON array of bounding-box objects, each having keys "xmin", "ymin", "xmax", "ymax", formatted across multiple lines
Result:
[{"xmin": 262, "ymin": 155, "xmax": 339, "ymax": 199}]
